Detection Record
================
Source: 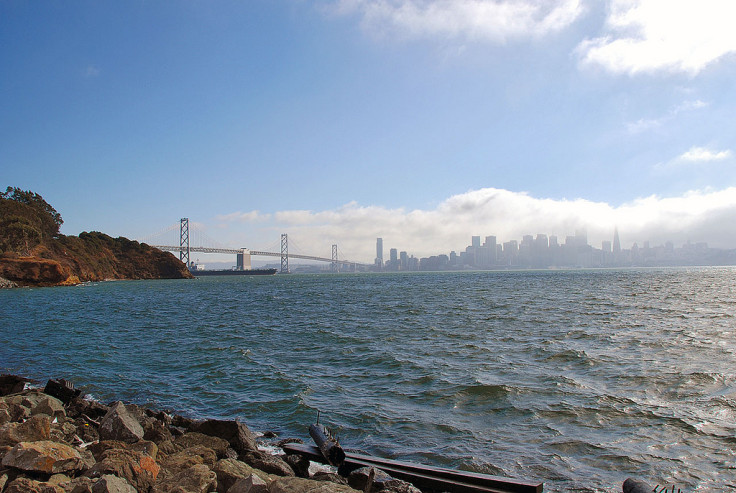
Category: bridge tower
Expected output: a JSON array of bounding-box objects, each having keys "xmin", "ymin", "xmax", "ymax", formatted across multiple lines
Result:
[
  {"xmin": 180, "ymin": 218, "xmax": 190, "ymax": 266},
  {"xmin": 332, "ymin": 244, "xmax": 338, "ymax": 273},
  {"xmin": 280, "ymin": 234, "xmax": 289, "ymax": 274}
]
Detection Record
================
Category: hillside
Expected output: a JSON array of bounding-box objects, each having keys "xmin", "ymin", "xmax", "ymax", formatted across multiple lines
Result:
[{"xmin": 0, "ymin": 187, "xmax": 193, "ymax": 286}]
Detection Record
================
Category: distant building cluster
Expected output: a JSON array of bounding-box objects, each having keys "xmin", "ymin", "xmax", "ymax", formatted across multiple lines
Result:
[{"xmin": 374, "ymin": 229, "xmax": 736, "ymax": 272}]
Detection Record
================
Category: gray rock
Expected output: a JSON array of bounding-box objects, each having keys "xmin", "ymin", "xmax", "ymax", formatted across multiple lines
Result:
[
  {"xmin": 312, "ymin": 472, "xmax": 349, "ymax": 485},
  {"xmin": 174, "ymin": 432, "xmax": 230, "ymax": 458},
  {"xmin": 64, "ymin": 476, "xmax": 96, "ymax": 493},
  {"xmin": 91, "ymin": 474, "xmax": 137, "ymax": 493},
  {"xmin": 84, "ymin": 448, "xmax": 161, "ymax": 492},
  {"xmin": 239, "ymin": 450, "xmax": 294, "ymax": 477},
  {"xmin": 1, "ymin": 440, "xmax": 85, "ymax": 474},
  {"xmin": 0, "ymin": 403, "xmax": 11, "ymax": 426},
  {"xmin": 284, "ymin": 453, "xmax": 311, "ymax": 478},
  {"xmin": 270, "ymin": 476, "xmax": 360, "ymax": 493},
  {"xmin": 0, "ymin": 414, "xmax": 51, "ymax": 446},
  {"xmin": 227, "ymin": 473, "xmax": 268, "ymax": 493},
  {"xmin": 212, "ymin": 458, "xmax": 264, "ymax": 492},
  {"xmin": 4, "ymin": 477, "xmax": 45, "ymax": 492},
  {"xmin": 43, "ymin": 379, "xmax": 82, "ymax": 405},
  {"xmin": 193, "ymin": 419, "xmax": 259, "ymax": 455},
  {"xmin": 99, "ymin": 402, "xmax": 144, "ymax": 443},
  {"xmin": 378, "ymin": 479, "xmax": 422, "ymax": 493},
  {"xmin": 154, "ymin": 463, "xmax": 217, "ymax": 493},
  {"xmin": 31, "ymin": 395, "xmax": 67, "ymax": 419},
  {"xmin": 347, "ymin": 467, "xmax": 392, "ymax": 492}
]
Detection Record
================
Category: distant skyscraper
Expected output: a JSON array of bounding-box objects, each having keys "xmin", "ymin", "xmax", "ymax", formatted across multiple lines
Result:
[
  {"xmin": 376, "ymin": 238, "xmax": 383, "ymax": 267},
  {"xmin": 613, "ymin": 228, "xmax": 621, "ymax": 254},
  {"xmin": 472, "ymin": 236, "xmax": 481, "ymax": 248}
]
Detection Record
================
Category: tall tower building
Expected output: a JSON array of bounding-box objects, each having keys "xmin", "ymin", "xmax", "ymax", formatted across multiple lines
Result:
[
  {"xmin": 376, "ymin": 238, "xmax": 384, "ymax": 268},
  {"xmin": 613, "ymin": 228, "xmax": 621, "ymax": 254}
]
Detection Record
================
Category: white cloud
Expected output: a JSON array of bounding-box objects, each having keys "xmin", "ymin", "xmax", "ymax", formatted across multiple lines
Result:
[
  {"xmin": 217, "ymin": 187, "xmax": 736, "ymax": 261},
  {"xmin": 627, "ymin": 99, "xmax": 708, "ymax": 134},
  {"xmin": 679, "ymin": 146, "xmax": 732, "ymax": 162},
  {"xmin": 216, "ymin": 210, "xmax": 271, "ymax": 223},
  {"xmin": 330, "ymin": 0, "xmax": 584, "ymax": 42},
  {"xmin": 577, "ymin": 0, "xmax": 736, "ymax": 76},
  {"xmin": 653, "ymin": 146, "xmax": 732, "ymax": 172}
]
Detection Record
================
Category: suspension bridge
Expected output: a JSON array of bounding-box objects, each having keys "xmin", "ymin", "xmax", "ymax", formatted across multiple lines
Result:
[{"xmin": 142, "ymin": 218, "xmax": 369, "ymax": 274}]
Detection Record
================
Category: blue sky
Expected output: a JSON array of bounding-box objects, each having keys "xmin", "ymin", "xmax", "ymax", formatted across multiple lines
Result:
[{"xmin": 3, "ymin": 0, "xmax": 736, "ymax": 262}]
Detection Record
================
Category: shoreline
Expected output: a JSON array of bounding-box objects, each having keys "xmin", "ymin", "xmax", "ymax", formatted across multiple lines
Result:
[{"xmin": 0, "ymin": 374, "xmax": 421, "ymax": 493}]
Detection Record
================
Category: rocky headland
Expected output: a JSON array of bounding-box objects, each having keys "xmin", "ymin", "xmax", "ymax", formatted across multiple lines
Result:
[
  {"xmin": 0, "ymin": 187, "xmax": 192, "ymax": 287},
  {"xmin": 0, "ymin": 375, "xmax": 420, "ymax": 493}
]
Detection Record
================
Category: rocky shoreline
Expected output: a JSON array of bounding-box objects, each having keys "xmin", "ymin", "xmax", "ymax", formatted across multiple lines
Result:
[
  {"xmin": 0, "ymin": 375, "xmax": 418, "ymax": 493},
  {"xmin": 0, "ymin": 277, "xmax": 17, "ymax": 289}
]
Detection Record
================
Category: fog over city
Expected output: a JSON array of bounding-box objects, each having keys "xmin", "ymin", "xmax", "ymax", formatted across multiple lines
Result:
[{"xmin": 216, "ymin": 186, "xmax": 736, "ymax": 262}]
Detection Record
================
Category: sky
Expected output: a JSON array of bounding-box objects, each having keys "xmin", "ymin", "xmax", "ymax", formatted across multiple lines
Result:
[{"xmin": 2, "ymin": 0, "xmax": 736, "ymax": 263}]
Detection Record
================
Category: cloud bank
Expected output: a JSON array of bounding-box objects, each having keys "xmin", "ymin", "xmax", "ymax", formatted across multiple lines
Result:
[
  {"xmin": 330, "ymin": 0, "xmax": 584, "ymax": 42},
  {"xmin": 218, "ymin": 187, "xmax": 736, "ymax": 261},
  {"xmin": 577, "ymin": 0, "xmax": 736, "ymax": 75},
  {"xmin": 328, "ymin": 0, "xmax": 736, "ymax": 76}
]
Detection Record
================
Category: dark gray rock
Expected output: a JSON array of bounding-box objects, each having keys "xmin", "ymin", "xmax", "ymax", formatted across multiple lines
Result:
[
  {"xmin": 193, "ymin": 419, "xmax": 259, "ymax": 455},
  {"xmin": 98, "ymin": 402, "xmax": 144, "ymax": 443},
  {"xmin": 238, "ymin": 450, "xmax": 294, "ymax": 477},
  {"xmin": 44, "ymin": 379, "xmax": 82, "ymax": 405},
  {"xmin": 91, "ymin": 474, "xmax": 137, "ymax": 493}
]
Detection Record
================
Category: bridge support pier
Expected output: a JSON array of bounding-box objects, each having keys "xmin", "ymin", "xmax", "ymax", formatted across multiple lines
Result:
[
  {"xmin": 236, "ymin": 249, "xmax": 252, "ymax": 271},
  {"xmin": 281, "ymin": 234, "xmax": 289, "ymax": 274},
  {"xmin": 180, "ymin": 218, "xmax": 190, "ymax": 266}
]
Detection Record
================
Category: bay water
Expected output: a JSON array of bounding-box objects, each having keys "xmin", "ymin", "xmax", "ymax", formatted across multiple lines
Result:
[{"xmin": 1, "ymin": 268, "xmax": 734, "ymax": 492}]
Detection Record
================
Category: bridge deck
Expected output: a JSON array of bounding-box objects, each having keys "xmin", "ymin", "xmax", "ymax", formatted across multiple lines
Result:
[{"xmin": 151, "ymin": 245, "xmax": 369, "ymax": 267}]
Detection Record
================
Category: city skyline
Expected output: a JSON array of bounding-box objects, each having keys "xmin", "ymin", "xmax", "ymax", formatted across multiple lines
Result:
[{"xmin": 372, "ymin": 227, "xmax": 733, "ymax": 272}]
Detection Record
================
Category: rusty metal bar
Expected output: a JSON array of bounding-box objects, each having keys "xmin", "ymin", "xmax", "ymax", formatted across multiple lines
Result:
[
  {"xmin": 308, "ymin": 424, "xmax": 346, "ymax": 466},
  {"xmin": 282, "ymin": 443, "xmax": 543, "ymax": 493}
]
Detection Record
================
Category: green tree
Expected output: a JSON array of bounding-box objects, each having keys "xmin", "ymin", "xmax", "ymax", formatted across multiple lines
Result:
[{"xmin": 0, "ymin": 187, "xmax": 63, "ymax": 236}]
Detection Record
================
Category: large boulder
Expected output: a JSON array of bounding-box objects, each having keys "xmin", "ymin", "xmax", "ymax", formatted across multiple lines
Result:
[
  {"xmin": 0, "ymin": 375, "xmax": 30, "ymax": 397},
  {"xmin": 99, "ymin": 402, "xmax": 144, "ymax": 443},
  {"xmin": 0, "ymin": 401, "xmax": 11, "ymax": 426},
  {"xmin": 174, "ymin": 432, "xmax": 230, "ymax": 458},
  {"xmin": 238, "ymin": 451, "xmax": 294, "ymax": 477},
  {"xmin": 211, "ymin": 458, "xmax": 267, "ymax": 493},
  {"xmin": 31, "ymin": 394, "xmax": 66, "ymax": 419},
  {"xmin": 88, "ymin": 440, "xmax": 158, "ymax": 462},
  {"xmin": 227, "ymin": 473, "xmax": 268, "ymax": 493},
  {"xmin": 1, "ymin": 440, "xmax": 85, "ymax": 474},
  {"xmin": 84, "ymin": 448, "xmax": 160, "ymax": 492},
  {"xmin": 91, "ymin": 474, "xmax": 137, "ymax": 493},
  {"xmin": 0, "ymin": 414, "xmax": 51, "ymax": 446},
  {"xmin": 155, "ymin": 464, "xmax": 217, "ymax": 493},
  {"xmin": 154, "ymin": 463, "xmax": 218, "ymax": 493},
  {"xmin": 270, "ymin": 476, "xmax": 361, "ymax": 493},
  {"xmin": 44, "ymin": 379, "xmax": 82, "ymax": 405},
  {"xmin": 193, "ymin": 420, "xmax": 259, "ymax": 455},
  {"xmin": 3, "ymin": 477, "xmax": 46, "ymax": 493}
]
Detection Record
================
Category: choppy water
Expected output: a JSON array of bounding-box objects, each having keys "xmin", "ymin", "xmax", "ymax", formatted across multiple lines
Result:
[{"xmin": 1, "ymin": 268, "xmax": 735, "ymax": 492}]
